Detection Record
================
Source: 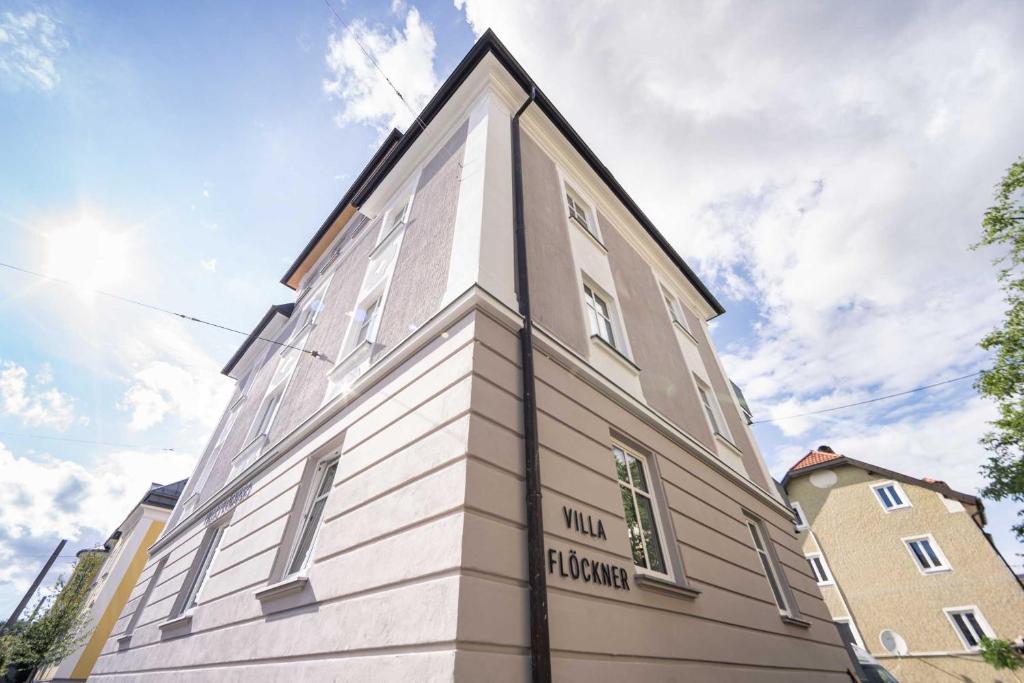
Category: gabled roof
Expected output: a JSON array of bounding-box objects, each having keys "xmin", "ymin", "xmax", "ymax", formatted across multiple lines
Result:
[
  {"xmin": 281, "ymin": 29, "xmax": 725, "ymax": 317},
  {"xmin": 782, "ymin": 447, "xmax": 982, "ymax": 510},
  {"xmin": 142, "ymin": 479, "xmax": 187, "ymax": 510}
]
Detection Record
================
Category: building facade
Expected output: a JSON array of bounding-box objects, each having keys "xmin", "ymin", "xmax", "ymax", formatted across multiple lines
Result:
[
  {"xmin": 92, "ymin": 32, "xmax": 854, "ymax": 681},
  {"xmin": 784, "ymin": 446, "xmax": 1024, "ymax": 683},
  {"xmin": 36, "ymin": 480, "xmax": 184, "ymax": 682}
]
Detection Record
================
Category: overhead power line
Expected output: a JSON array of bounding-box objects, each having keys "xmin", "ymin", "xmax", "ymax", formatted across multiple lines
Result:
[
  {"xmin": 320, "ymin": 0, "xmax": 428, "ymax": 131},
  {"xmin": 0, "ymin": 430, "xmax": 175, "ymax": 452},
  {"xmin": 750, "ymin": 371, "xmax": 983, "ymax": 425},
  {"xmin": 0, "ymin": 262, "xmax": 325, "ymax": 361}
]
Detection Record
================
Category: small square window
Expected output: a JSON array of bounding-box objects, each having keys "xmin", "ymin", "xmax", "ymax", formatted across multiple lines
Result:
[
  {"xmin": 872, "ymin": 482, "xmax": 911, "ymax": 511},
  {"xmin": 806, "ymin": 553, "xmax": 833, "ymax": 585},
  {"xmin": 791, "ymin": 502, "xmax": 808, "ymax": 530},
  {"xmin": 904, "ymin": 535, "xmax": 950, "ymax": 573},
  {"xmin": 565, "ymin": 185, "xmax": 599, "ymax": 240},
  {"xmin": 945, "ymin": 607, "xmax": 993, "ymax": 651}
]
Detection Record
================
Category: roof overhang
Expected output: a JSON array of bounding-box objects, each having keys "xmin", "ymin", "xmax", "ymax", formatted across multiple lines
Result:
[
  {"xmin": 280, "ymin": 29, "xmax": 725, "ymax": 316},
  {"xmin": 221, "ymin": 303, "xmax": 295, "ymax": 378},
  {"xmin": 782, "ymin": 455, "xmax": 982, "ymax": 510}
]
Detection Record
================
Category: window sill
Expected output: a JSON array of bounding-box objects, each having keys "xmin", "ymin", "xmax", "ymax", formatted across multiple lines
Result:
[
  {"xmin": 569, "ymin": 216, "xmax": 607, "ymax": 253},
  {"xmin": 254, "ymin": 575, "xmax": 309, "ymax": 603},
  {"xmin": 714, "ymin": 432, "xmax": 742, "ymax": 454},
  {"xmin": 158, "ymin": 613, "xmax": 192, "ymax": 638},
  {"xmin": 590, "ymin": 334, "xmax": 640, "ymax": 374},
  {"xmin": 634, "ymin": 573, "xmax": 701, "ymax": 600},
  {"xmin": 672, "ymin": 319, "xmax": 699, "ymax": 344},
  {"xmin": 781, "ymin": 614, "xmax": 811, "ymax": 629}
]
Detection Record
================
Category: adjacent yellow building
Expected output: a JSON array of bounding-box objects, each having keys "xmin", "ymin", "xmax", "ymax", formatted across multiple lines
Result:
[
  {"xmin": 783, "ymin": 446, "xmax": 1024, "ymax": 683},
  {"xmin": 35, "ymin": 480, "xmax": 184, "ymax": 683}
]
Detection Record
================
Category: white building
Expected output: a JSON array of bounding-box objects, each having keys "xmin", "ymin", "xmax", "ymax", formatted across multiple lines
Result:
[{"xmin": 93, "ymin": 31, "xmax": 854, "ymax": 682}]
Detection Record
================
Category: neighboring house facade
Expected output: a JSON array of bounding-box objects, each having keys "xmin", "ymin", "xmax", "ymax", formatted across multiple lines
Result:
[
  {"xmin": 36, "ymin": 480, "xmax": 185, "ymax": 682},
  {"xmin": 784, "ymin": 446, "xmax": 1024, "ymax": 683},
  {"xmin": 92, "ymin": 31, "xmax": 854, "ymax": 682}
]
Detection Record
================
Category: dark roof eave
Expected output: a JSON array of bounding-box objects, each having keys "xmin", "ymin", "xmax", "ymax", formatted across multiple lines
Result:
[
  {"xmin": 782, "ymin": 456, "xmax": 981, "ymax": 507},
  {"xmin": 221, "ymin": 303, "xmax": 295, "ymax": 377},
  {"xmin": 346, "ymin": 29, "xmax": 725, "ymax": 318},
  {"xmin": 280, "ymin": 129, "xmax": 404, "ymax": 288}
]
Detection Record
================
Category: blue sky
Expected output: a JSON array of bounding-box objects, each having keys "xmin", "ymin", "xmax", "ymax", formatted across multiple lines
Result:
[{"xmin": 1, "ymin": 0, "xmax": 1022, "ymax": 616}]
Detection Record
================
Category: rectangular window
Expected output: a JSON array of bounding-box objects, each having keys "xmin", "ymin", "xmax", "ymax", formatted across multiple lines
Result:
[
  {"xmin": 746, "ymin": 519, "xmax": 791, "ymax": 615},
  {"xmin": 661, "ymin": 288, "xmax": 690, "ymax": 332},
  {"xmin": 584, "ymin": 284, "xmax": 617, "ymax": 348},
  {"xmin": 565, "ymin": 185, "xmax": 598, "ymax": 239},
  {"xmin": 253, "ymin": 388, "xmax": 283, "ymax": 440},
  {"xmin": 286, "ymin": 457, "xmax": 340, "ymax": 576},
  {"xmin": 379, "ymin": 196, "xmax": 411, "ymax": 243},
  {"xmin": 122, "ymin": 557, "xmax": 166, "ymax": 639},
  {"xmin": 807, "ymin": 553, "xmax": 833, "ymax": 585},
  {"xmin": 697, "ymin": 383, "xmax": 733, "ymax": 441},
  {"xmin": 354, "ymin": 297, "xmax": 381, "ymax": 347},
  {"xmin": 945, "ymin": 607, "xmax": 993, "ymax": 650},
  {"xmin": 904, "ymin": 535, "xmax": 950, "ymax": 573},
  {"xmin": 176, "ymin": 526, "xmax": 224, "ymax": 616},
  {"xmin": 872, "ymin": 481, "xmax": 911, "ymax": 511},
  {"xmin": 791, "ymin": 501, "xmax": 808, "ymax": 530},
  {"xmin": 612, "ymin": 445, "xmax": 668, "ymax": 576}
]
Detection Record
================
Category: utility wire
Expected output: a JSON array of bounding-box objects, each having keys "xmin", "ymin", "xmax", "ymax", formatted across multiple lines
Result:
[
  {"xmin": 320, "ymin": 0, "xmax": 428, "ymax": 131},
  {"xmin": 750, "ymin": 371, "xmax": 983, "ymax": 425},
  {"xmin": 0, "ymin": 262, "xmax": 326, "ymax": 361},
  {"xmin": 0, "ymin": 430, "xmax": 175, "ymax": 452}
]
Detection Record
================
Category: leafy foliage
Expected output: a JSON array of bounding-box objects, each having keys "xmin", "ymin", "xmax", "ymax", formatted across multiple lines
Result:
[
  {"xmin": 974, "ymin": 156, "xmax": 1024, "ymax": 541},
  {"xmin": 980, "ymin": 637, "xmax": 1024, "ymax": 673},
  {"xmin": 0, "ymin": 550, "xmax": 105, "ymax": 676}
]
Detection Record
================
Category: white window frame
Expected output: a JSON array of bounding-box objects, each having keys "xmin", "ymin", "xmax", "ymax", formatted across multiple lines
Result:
[
  {"xmin": 582, "ymin": 279, "xmax": 624, "ymax": 352},
  {"xmin": 660, "ymin": 286, "xmax": 693, "ymax": 336},
  {"xmin": 250, "ymin": 385, "xmax": 284, "ymax": 443},
  {"xmin": 561, "ymin": 179, "xmax": 602, "ymax": 243},
  {"xmin": 746, "ymin": 518, "xmax": 792, "ymax": 616},
  {"xmin": 284, "ymin": 456, "xmax": 340, "ymax": 578},
  {"xmin": 175, "ymin": 525, "xmax": 225, "ymax": 617},
  {"xmin": 791, "ymin": 501, "xmax": 809, "ymax": 531},
  {"xmin": 376, "ymin": 192, "xmax": 413, "ymax": 246},
  {"xmin": 834, "ymin": 617, "xmax": 864, "ymax": 649},
  {"xmin": 611, "ymin": 443, "xmax": 673, "ymax": 580},
  {"xmin": 871, "ymin": 481, "xmax": 911, "ymax": 512},
  {"xmin": 902, "ymin": 534, "xmax": 951, "ymax": 574},
  {"xmin": 806, "ymin": 553, "xmax": 834, "ymax": 586},
  {"xmin": 696, "ymin": 379, "xmax": 734, "ymax": 443},
  {"xmin": 944, "ymin": 606, "xmax": 994, "ymax": 651}
]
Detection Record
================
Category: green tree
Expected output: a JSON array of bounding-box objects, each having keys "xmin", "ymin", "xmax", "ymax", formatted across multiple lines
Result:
[
  {"xmin": 975, "ymin": 156, "xmax": 1024, "ymax": 542},
  {"xmin": 979, "ymin": 637, "xmax": 1024, "ymax": 681},
  {"xmin": 1, "ymin": 551, "xmax": 105, "ymax": 680}
]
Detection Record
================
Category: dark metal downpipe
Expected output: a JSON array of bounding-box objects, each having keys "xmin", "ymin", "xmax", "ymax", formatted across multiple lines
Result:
[{"xmin": 511, "ymin": 85, "xmax": 551, "ymax": 683}]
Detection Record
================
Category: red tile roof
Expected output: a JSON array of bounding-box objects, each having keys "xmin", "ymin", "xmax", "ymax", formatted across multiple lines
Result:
[{"xmin": 790, "ymin": 449, "xmax": 842, "ymax": 472}]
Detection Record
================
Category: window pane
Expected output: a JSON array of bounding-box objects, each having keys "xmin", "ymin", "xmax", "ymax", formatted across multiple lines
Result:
[
  {"xmin": 877, "ymin": 487, "xmax": 892, "ymax": 508},
  {"xmin": 887, "ymin": 485, "xmax": 902, "ymax": 506},
  {"xmin": 909, "ymin": 541, "xmax": 930, "ymax": 568},
  {"xmin": 612, "ymin": 448, "xmax": 629, "ymax": 483},
  {"xmin": 808, "ymin": 558, "xmax": 820, "ymax": 581},
  {"xmin": 620, "ymin": 485, "xmax": 646, "ymax": 568},
  {"xmin": 747, "ymin": 522, "xmax": 765, "ymax": 552},
  {"xmin": 964, "ymin": 612, "xmax": 984, "ymax": 642},
  {"xmin": 600, "ymin": 316, "xmax": 616, "ymax": 346},
  {"xmin": 758, "ymin": 553, "xmax": 787, "ymax": 610},
  {"xmin": 183, "ymin": 527, "xmax": 223, "ymax": 612},
  {"xmin": 316, "ymin": 462, "xmax": 338, "ymax": 497},
  {"xmin": 288, "ymin": 497, "xmax": 328, "ymax": 575},
  {"xmin": 953, "ymin": 613, "xmax": 978, "ymax": 647},
  {"xmin": 635, "ymin": 493, "xmax": 666, "ymax": 573},
  {"xmin": 922, "ymin": 540, "xmax": 942, "ymax": 567},
  {"xmin": 627, "ymin": 455, "xmax": 648, "ymax": 492}
]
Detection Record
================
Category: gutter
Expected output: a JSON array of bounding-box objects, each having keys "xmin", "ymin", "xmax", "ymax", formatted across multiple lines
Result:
[{"xmin": 512, "ymin": 85, "xmax": 552, "ymax": 683}]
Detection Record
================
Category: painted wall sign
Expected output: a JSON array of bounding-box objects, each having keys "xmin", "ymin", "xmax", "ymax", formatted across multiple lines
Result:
[
  {"xmin": 204, "ymin": 481, "xmax": 253, "ymax": 526},
  {"xmin": 562, "ymin": 505, "xmax": 607, "ymax": 540},
  {"xmin": 547, "ymin": 547, "xmax": 630, "ymax": 591}
]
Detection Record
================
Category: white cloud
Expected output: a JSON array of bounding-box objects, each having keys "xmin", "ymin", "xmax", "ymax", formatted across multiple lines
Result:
[
  {"xmin": 200, "ymin": 257, "xmax": 217, "ymax": 272},
  {"xmin": 323, "ymin": 6, "xmax": 439, "ymax": 132},
  {"xmin": 0, "ymin": 10, "xmax": 68, "ymax": 91},
  {"xmin": 455, "ymin": 0, "xmax": 1020, "ymax": 428},
  {"xmin": 0, "ymin": 360, "xmax": 80, "ymax": 431},
  {"xmin": 118, "ymin": 318, "xmax": 233, "ymax": 432},
  {"xmin": 0, "ymin": 440, "xmax": 197, "ymax": 604}
]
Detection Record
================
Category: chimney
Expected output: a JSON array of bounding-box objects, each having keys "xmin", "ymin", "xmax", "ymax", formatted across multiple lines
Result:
[{"xmin": 817, "ymin": 445, "xmax": 835, "ymax": 454}]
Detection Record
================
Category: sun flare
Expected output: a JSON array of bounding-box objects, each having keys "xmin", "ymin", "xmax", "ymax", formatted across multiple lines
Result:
[{"xmin": 43, "ymin": 217, "xmax": 131, "ymax": 293}]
